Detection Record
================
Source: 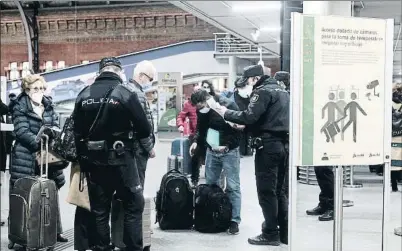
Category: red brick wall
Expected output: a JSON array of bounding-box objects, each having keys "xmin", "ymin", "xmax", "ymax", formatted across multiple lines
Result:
[{"xmin": 0, "ymin": 3, "xmax": 220, "ymax": 76}]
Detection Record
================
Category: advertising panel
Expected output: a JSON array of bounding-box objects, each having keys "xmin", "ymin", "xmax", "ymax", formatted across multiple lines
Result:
[
  {"xmin": 296, "ymin": 15, "xmax": 390, "ymax": 166},
  {"xmin": 157, "ymin": 72, "xmax": 182, "ymax": 131}
]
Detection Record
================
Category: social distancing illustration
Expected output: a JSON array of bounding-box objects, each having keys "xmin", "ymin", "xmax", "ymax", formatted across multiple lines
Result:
[{"xmin": 321, "ymin": 85, "xmax": 371, "ymax": 143}]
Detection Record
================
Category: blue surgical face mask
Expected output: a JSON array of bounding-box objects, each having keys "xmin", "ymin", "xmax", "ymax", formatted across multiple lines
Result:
[{"xmin": 142, "ymin": 83, "xmax": 152, "ymax": 89}]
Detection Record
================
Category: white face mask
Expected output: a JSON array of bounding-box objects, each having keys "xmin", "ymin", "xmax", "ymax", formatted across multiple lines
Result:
[
  {"xmin": 199, "ymin": 107, "xmax": 210, "ymax": 113},
  {"xmin": 29, "ymin": 92, "xmax": 44, "ymax": 104},
  {"xmin": 237, "ymin": 85, "xmax": 253, "ymax": 98}
]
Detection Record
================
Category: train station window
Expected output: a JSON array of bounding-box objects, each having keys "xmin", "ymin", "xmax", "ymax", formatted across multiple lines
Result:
[{"xmin": 57, "ymin": 61, "xmax": 66, "ymax": 69}]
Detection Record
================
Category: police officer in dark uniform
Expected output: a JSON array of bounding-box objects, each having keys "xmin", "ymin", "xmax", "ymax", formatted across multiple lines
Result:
[
  {"xmin": 73, "ymin": 57, "xmax": 151, "ymax": 251},
  {"xmin": 216, "ymin": 64, "xmax": 290, "ymax": 246}
]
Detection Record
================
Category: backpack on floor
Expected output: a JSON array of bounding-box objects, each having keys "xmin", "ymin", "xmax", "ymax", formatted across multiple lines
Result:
[
  {"xmin": 194, "ymin": 184, "xmax": 232, "ymax": 233},
  {"xmin": 155, "ymin": 169, "xmax": 194, "ymax": 230}
]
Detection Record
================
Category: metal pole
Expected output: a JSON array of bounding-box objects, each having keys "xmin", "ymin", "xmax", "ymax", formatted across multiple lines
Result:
[
  {"xmin": 14, "ymin": 0, "xmax": 33, "ymax": 71},
  {"xmin": 344, "ymin": 166, "xmax": 363, "ymax": 188},
  {"xmin": 333, "ymin": 165, "xmax": 344, "ymax": 251},
  {"xmin": 382, "ymin": 161, "xmax": 391, "ymax": 251}
]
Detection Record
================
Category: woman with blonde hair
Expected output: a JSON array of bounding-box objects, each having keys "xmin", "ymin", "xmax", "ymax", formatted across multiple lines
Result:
[{"xmin": 9, "ymin": 74, "xmax": 68, "ymax": 242}]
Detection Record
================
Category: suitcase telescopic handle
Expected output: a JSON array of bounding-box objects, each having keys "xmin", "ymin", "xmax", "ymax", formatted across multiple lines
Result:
[
  {"xmin": 39, "ymin": 134, "xmax": 49, "ymax": 178},
  {"xmin": 180, "ymin": 132, "xmax": 184, "ymax": 157}
]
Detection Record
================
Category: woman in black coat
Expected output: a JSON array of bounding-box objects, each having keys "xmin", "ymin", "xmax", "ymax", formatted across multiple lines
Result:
[{"xmin": 9, "ymin": 74, "xmax": 68, "ymax": 242}]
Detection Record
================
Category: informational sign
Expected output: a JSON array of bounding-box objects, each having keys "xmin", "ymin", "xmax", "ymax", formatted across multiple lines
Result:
[
  {"xmin": 293, "ymin": 14, "xmax": 393, "ymax": 166},
  {"xmin": 157, "ymin": 72, "xmax": 183, "ymax": 131}
]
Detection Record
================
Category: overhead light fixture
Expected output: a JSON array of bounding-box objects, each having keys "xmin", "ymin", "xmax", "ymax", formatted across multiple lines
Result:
[
  {"xmin": 231, "ymin": 1, "xmax": 281, "ymax": 13},
  {"xmin": 259, "ymin": 27, "xmax": 282, "ymax": 32},
  {"xmin": 251, "ymin": 29, "xmax": 260, "ymax": 41}
]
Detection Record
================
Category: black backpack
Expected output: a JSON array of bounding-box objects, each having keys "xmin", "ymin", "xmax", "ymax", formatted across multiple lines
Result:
[
  {"xmin": 155, "ymin": 169, "xmax": 194, "ymax": 230},
  {"xmin": 194, "ymin": 184, "xmax": 232, "ymax": 233}
]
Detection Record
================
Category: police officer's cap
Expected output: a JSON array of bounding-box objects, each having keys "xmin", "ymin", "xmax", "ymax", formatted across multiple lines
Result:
[
  {"xmin": 234, "ymin": 77, "xmax": 247, "ymax": 88},
  {"xmin": 99, "ymin": 57, "xmax": 122, "ymax": 71},
  {"xmin": 237, "ymin": 65, "xmax": 264, "ymax": 86},
  {"xmin": 274, "ymin": 71, "xmax": 290, "ymax": 82}
]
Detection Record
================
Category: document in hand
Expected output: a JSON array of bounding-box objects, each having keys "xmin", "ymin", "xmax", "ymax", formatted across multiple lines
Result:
[{"xmin": 206, "ymin": 128, "xmax": 220, "ymax": 148}]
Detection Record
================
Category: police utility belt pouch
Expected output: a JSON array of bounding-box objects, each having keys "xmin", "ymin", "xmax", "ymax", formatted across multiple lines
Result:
[
  {"xmin": 86, "ymin": 140, "xmax": 107, "ymax": 152},
  {"xmin": 81, "ymin": 85, "xmax": 117, "ymax": 165}
]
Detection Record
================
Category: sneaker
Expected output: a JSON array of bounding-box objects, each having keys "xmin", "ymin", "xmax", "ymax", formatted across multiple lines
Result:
[
  {"xmin": 227, "ymin": 221, "xmax": 239, "ymax": 235},
  {"xmin": 248, "ymin": 234, "xmax": 280, "ymax": 246}
]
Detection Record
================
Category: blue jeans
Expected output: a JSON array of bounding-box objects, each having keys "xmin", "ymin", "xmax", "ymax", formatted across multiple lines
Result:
[{"xmin": 205, "ymin": 147, "xmax": 241, "ymax": 224}]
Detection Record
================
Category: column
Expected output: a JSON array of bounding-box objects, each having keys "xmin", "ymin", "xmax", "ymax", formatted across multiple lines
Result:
[
  {"xmin": 280, "ymin": 1, "xmax": 303, "ymax": 72},
  {"xmin": 228, "ymin": 56, "xmax": 238, "ymax": 90},
  {"xmin": 303, "ymin": 1, "xmax": 352, "ymax": 17}
]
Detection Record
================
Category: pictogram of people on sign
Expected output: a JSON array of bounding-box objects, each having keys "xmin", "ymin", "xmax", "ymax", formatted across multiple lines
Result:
[{"xmin": 321, "ymin": 85, "xmax": 369, "ymax": 143}]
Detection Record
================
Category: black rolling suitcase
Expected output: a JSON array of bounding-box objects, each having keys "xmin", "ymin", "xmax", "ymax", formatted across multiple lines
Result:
[{"xmin": 8, "ymin": 134, "xmax": 59, "ymax": 251}]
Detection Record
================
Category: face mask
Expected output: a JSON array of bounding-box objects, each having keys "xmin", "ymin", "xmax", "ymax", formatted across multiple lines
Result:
[
  {"xmin": 238, "ymin": 85, "xmax": 253, "ymax": 98},
  {"xmin": 142, "ymin": 83, "xmax": 152, "ymax": 89},
  {"xmin": 199, "ymin": 107, "xmax": 210, "ymax": 113},
  {"xmin": 29, "ymin": 92, "xmax": 43, "ymax": 104}
]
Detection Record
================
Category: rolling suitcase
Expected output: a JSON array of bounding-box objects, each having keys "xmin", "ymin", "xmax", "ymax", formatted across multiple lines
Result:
[
  {"xmin": 8, "ymin": 134, "xmax": 58, "ymax": 251},
  {"xmin": 170, "ymin": 134, "xmax": 191, "ymax": 174},
  {"xmin": 111, "ymin": 195, "xmax": 152, "ymax": 251}
]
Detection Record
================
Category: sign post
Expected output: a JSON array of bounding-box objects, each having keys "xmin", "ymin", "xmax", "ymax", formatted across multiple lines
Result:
[
  {"xmin": 157, "ymin": 72, "xmax": 183, "ymax": 132},
  {"xmin": 289, "ymin": 13, "xmax": 394, "ymax": 251}
]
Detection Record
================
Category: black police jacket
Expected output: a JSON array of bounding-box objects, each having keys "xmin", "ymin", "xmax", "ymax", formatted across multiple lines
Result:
[
  {"xmin": 224, "ymin": 76, "xmax": 289, "ymax": 136},
  {"xmin": 194, "ymin": 94, "xmax": 240, "ymax": 150},
  {"xmin": 73, "ymin": 71, "xmax": 151, "ymax": 143}
]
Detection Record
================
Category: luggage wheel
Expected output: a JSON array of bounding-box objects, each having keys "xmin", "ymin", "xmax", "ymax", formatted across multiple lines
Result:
[
  {"xmin": 143, "ymin": 246, "xmax": 150, "ymax": 251},
  {"xmin": 47, "ymin": 247, "xmax": 54, "ymax": 251},
  {"xmin": 7, "ymin": 242, "xmax": 14, "ymax": 249}
]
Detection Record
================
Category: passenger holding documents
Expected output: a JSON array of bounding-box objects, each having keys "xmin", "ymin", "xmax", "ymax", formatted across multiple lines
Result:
[{"xmin": 189, "ymin": 89, "xmax": 242, "ymax": 235}]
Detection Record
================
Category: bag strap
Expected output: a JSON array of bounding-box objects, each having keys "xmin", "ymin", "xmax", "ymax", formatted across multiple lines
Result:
[{"xmin": 85, "ymin": 85, "xmax": 118, "ymax": 140}]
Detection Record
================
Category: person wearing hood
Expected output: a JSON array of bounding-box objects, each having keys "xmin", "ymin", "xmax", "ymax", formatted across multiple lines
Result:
[
  {"xmin": 9, "ymin": 74, "xmax": 68, "ymax": 242},
  {"xmin": 214, "ymin": 65, "xmax": 290, "ymax": 246}
]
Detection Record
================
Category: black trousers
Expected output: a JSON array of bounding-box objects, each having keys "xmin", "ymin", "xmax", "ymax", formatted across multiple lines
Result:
[
  {"xmin": 74, "ymin": 206, "xmax": 97, "ymax": 251},
  {"xmin": 84, "ymin": 152, "xmax": 145, "ymax": 251},
  {"xmin": 135, "ymin": 152, "xmax": 149, "ymax": 188},
  {"xmin": 189, "ymin": 135, "xmax": 205, "ymax": 183},
  {"xmin": 314, "ymin": 166, "xmax": 334, "ymax": 210},
  {"xmin": 255, "ymin": 139, "xmax": 288, "ymax": 239},
  {"xmin": 239, "ymin": 132, "xmax": 253, "ymax": 156},
  {"xmin": 371, "ymin": 164, "xmax": 400, "ymax": 190}
]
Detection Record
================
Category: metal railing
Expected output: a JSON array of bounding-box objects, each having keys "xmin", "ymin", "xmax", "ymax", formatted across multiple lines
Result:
[
  {"xmin": 214, "ymin": 33, "xmax": 260, "ymax": 54},
  {"xmin": 298, "ymin": 166, "xmax": 363, "ymax": 188}
]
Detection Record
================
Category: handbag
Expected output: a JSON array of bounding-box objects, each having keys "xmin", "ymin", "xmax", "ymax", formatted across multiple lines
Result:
[
  {"xmin": 36, "ymin": 137, "xmax": 70, "ymax": 171},
  {"xmin": 53, "ymin": 115, "xmax": 77, "ymax": 162},
  {"xmin": 66, "ymin": 163, "xmax": 91, "ymax": 211}
]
